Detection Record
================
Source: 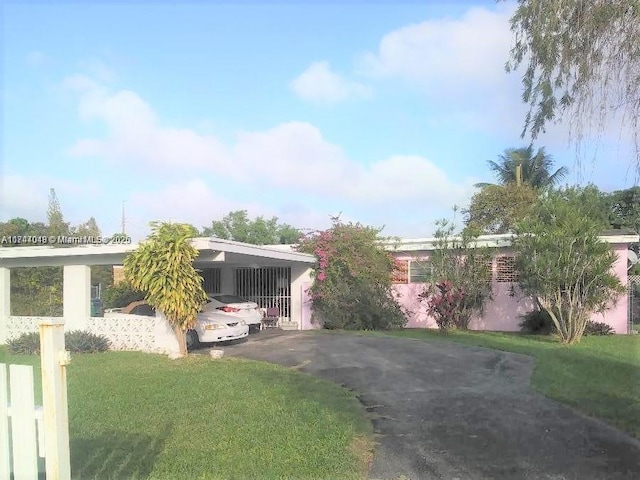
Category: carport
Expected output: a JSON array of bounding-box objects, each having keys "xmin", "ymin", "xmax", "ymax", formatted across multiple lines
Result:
[{"xmin": 0, "ymin": 238, "xmax": 315, "ymax": 350}]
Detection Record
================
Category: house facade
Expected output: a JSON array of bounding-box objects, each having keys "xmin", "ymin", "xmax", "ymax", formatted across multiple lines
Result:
[
  {"xmin": 1, "ymin": 232, "xmax": 636, "ymax": 354},
  {"xmin": 385, "ymin": 232, "xmax": 636, "ymax": 334},
  {"xmin": 0, "ymin": 238, "xmax": 315, "ymax": 353}
]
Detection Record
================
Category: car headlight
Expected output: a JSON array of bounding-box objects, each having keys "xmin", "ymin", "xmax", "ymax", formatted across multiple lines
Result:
[{"xmin": 209, "ymin": 323, "xmax": 227, "ymax": 329}]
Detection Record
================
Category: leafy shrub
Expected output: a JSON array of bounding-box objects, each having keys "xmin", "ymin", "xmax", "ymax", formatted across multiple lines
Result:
[
  {"xmin": 65, "ymin": 330, "xmax": 111, "ymax": 353},
  {"xmin": 421, "ymin": 280, "xmax": 465, "ymax": 333},
  {"xmin": 102, "ymin": 281, "xmax": 145, "ymax": 309},
  {"xmin": 519, "ymin": 309, "xmax": 556, "ymax": 334},
  {"xmin": 584, "ymin": 321, "xmax": 614, "ymax": 336},
  {"xmin": 6, "ymin": 330, "xmax": 110, "ymax": 355},
  {"xmin": 7, "ymin": 332, "xmax": 41, "ymax": 355}
]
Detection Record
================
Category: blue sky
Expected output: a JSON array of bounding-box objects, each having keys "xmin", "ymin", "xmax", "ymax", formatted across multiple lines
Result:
[{"xmin": 1, "ymin": 0, "xmax": 636, "ymax": 241}]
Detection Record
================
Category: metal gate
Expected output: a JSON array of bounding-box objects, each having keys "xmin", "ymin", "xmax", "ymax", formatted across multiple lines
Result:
[
  {"xmin": 629, "ymin": 275, "xmax": 640, "ymax": 334},
  {"xmin": 235, "ymin": 267, "xmax": 291, "ymax": 321},
  {"xmin": 200, "ymin": 268, "xmax": 221, "ymax": 294}
]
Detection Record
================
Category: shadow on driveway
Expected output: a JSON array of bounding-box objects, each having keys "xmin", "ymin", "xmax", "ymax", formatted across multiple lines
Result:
[{"xmin": 222, "ymin": 331, "xmax": 640, "ymax": 480}]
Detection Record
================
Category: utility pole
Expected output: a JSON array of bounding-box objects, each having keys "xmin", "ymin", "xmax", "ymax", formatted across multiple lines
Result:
[
  {"xmin": 516, "ymin": 164, "xmax": 522, "ymax": 187},
  {"xmin": 121, "ymin": 201, "xmax": 126, "ymax": 234}
]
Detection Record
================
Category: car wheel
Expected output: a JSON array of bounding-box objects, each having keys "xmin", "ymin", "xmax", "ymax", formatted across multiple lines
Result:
[{"xmin": 186, "ymin": 330, "xmax": 200, "ymax": 350}]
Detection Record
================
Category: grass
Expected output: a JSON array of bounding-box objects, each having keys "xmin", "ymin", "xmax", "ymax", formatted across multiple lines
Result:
[
  {"xmin": 0, "ymin": 347, "xmax": 373, "ymax": 480},
  {"xmin": 362, "ymin": 328, "xmax": 640, "ymax": 439}
]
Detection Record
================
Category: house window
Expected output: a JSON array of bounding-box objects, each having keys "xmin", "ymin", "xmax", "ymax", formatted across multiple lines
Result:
[
  {"xmin": 496, "ymin": 256, "xmax": 518, "ymax": 283},
  {"xmin": 409, "ymin": 260, "xmax": 433, "ymax": 283},
  {"xmin": 392, "ymin": 260, "xmax": 408, "ymax": 284}
]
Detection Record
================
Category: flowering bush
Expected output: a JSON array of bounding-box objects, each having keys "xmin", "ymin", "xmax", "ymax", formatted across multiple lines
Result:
[
  {"xmin": 297, "ymin": 218, "xmax": 406, "ymax": 330},
  {"xmin": 418, "ymin": 217, "xmax": 493, "ymax": 332},
  {"xmin": 421, "ymin": 281, "xmax": 466, "ymax": 333}
]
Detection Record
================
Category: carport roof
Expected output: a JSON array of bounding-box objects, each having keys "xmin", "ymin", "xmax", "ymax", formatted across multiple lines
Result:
[{"xmin": 0, "ymin": 237, "xmax": 315, "ymax": 268}]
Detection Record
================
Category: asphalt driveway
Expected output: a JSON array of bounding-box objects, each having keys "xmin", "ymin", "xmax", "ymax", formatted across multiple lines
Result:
[{"xmin": 223, "ymin": 330, "xmax": 640, "ymax": 480}]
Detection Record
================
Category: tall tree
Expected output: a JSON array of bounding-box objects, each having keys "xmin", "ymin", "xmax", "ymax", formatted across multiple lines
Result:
[
  {"xmin": 47, "ymin": 188, "xmax": 70, "ymax": 238},
  {"xmin": 74, "ymin": 217, "xmax": 101, "ymax": 237},
  {"xmin": 608, "ymin": 186, "xmax": 640, "ymax": 233},
  {"xmin": 475, "ymin": 146, "xmax": 568, "ymax": 189},
  {"xmin": 504, "ymin": 0, "xmax": 640, "ymax": 169},
  {"xmin": 202, "ymin": 210, "xmax": 301, "ymax": 245},
  {"xmin": 124, "ymin": 222, "xmax": 208, "ymax": 356},
  {"xmin": 464, "ymin": 183, "xmax": 539, "ymax": 234},
  {"xmin": 513, "ymin": 187, "xmax": 625, "ymax": 345}
]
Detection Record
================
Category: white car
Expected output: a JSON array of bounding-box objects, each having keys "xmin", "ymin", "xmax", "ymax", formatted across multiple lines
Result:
[
  {"xmin": 203, "ymin": 294, "xmax": 263, "ymax": 333},
  {"xmin": 187, "ymin": 310, "xmax": 249, "ymax": 349},
  {"xmin": 106, "ymin": 301, "xmax": 249, "ymax": 349}
]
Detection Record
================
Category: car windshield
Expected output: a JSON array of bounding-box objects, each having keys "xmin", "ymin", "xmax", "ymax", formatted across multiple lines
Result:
[{"xmin": 212, "ymin": 295, "xmax": 249, "ymax": 304}]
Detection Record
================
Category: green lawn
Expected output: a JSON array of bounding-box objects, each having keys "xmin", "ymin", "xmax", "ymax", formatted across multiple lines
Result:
[
  {"xmin": 0, "ymin": 347, "xmax": 373, "ymax": 480},
  {"xmin": 365, "ymin": 329, "xmax": 640, "ymax": 439}
]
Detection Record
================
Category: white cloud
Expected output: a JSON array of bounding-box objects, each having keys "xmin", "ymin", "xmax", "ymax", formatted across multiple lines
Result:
[
  {"xmin": 65, "ymin": 75, "xmax": 471, "ymax": 209},
  {"xmin": 290, "ymin": 61, "xmax": 372, "ymax": 104},
  {"xmin": 359, "ymin": 5, "xmax": 515, "ymax": 94}
]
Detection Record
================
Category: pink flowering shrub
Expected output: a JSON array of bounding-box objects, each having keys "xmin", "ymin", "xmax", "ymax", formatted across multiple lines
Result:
[
  {"xmin": 297, "ymin": 217, "xmax": 406, "ymax": 330},
  {"xmin": 418, "ymin": 218, "xmax": 493, "ymax": 333},
  {"xmin": 420, "ymin": 280, "xmax": 466, "ymax": 333}
]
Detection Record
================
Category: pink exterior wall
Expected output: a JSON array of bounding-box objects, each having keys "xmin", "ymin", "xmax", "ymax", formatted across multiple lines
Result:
[
  {"xmin": 590, "ymin": 243, "xmax": 628, "ymax": 333},
  {"xmin": 300, "ymin": 244, "xmax": 631, "ymax": 333},
  {"xmin": 392, "ymin": 245, "xmax": 630, "ymax": 333}
]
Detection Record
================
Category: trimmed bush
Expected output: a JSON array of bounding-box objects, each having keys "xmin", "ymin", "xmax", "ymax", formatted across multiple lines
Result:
[
  {"xmin": 519, "ymin": 309, "xmax": 556, "ymax": 334},
  {"xmin": 6, "ymin": 330, "xmax": 110, "ymax": 355},
  {"xmin": 584, "ymin": 321, "xmax": 614, "ymax": 336},
  {"xmin": 7, "ymin": 332, "xmax": 41, "ymax": 355},
  {"xmin": 65, "ymin": 330, "xmax": 111, "ymax": 353}
]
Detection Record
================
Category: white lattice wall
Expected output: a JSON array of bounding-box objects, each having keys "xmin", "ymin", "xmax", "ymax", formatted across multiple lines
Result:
[
  {"xmin": 2, "ymin": 315, "xmax": 176, "ymax": 354},
  {"xmin": 87, "ymin": 316, "xmax": 166, "ymax": 352},
  {"xmin": 4, "ymin": 316, "xmax": 58, "ymax": 341}
]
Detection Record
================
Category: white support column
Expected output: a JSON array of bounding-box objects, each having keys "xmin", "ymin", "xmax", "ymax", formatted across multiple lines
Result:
[
  {"xmin": 63, "ymin": 265, "xmax": 91, "ymax": 331},
  {"xmin": 0, "ymin": 267, "xmax": 10, "ymax": 344},
  {"xmin": 290, "ymin": 264, "xmax": 313, "ymax": 330}
]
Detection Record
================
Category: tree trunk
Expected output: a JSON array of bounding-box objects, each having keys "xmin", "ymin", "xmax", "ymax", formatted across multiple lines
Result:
[{"xmin": 172, "ymin": 324, "xmax": 188, "ymax": 357}]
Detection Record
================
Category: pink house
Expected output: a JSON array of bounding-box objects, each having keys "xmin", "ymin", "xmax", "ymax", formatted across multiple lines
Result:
[{"xmin": 301, "ymin": 231, "xmax": 638, "ymax": 333}]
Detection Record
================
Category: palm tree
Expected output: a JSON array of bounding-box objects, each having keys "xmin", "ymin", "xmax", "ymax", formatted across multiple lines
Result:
[{"xmin": 475, "ymin": 146, "xmax": 568, "ymax": 189}]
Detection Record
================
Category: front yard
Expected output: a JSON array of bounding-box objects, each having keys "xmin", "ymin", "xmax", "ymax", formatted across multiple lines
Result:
[
  {"xmin": 370, "ymin": 329, "xmax": 640, "ymax": 439},
  {"xmin": 0, "ymin": 347, "xmax": 373, "ymax": 480}
]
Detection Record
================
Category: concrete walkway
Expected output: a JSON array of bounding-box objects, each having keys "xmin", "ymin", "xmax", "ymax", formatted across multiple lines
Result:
[{"xmin": 222, "ymin": 331, "xmax": 640, "ymax": 480}]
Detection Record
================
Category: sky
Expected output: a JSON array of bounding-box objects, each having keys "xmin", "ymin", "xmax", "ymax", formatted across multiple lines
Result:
[{"xmin": 1, "ymin": 0, "xmax": 637, "ymax": 242}]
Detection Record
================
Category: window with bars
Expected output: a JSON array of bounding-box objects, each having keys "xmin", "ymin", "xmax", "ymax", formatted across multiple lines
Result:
[
  {"xmin": 392, "ymin": 260, "xmax": 408, "ymax": 284},
  {"xmin": 496, "ymin": 256, "xmax": 518, "ymax": 283},
  {"xmin": 409, "ymin": 260, "xmax": 433, "ymax": 283}
]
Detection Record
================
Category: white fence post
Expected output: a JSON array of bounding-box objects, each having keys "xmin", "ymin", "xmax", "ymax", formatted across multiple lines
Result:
[
  {"xmin": 0, "ymin": 364, "xmax": 10, "ymax": 480},
  {"xmin": 4, "ymin": 364, "xmax": 39, "ymax": 479},
  {"xmin": 39, "ymin": 319, "xmax": 72, "ymax": 480}
]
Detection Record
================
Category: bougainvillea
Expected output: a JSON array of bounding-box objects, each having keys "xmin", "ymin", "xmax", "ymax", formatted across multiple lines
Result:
[{"xmin": 297, "ymin": 217, "xmax": 406, "ymax": 330}]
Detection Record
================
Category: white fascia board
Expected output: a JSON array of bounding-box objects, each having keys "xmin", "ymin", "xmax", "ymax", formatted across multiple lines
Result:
[
  {"xmin": 382, "ymin": 233, "xmax": 639, "ymax": 252},
  {"xmin": 196, "ymin": 238, "xmax": 316, "ymax": 263}
]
